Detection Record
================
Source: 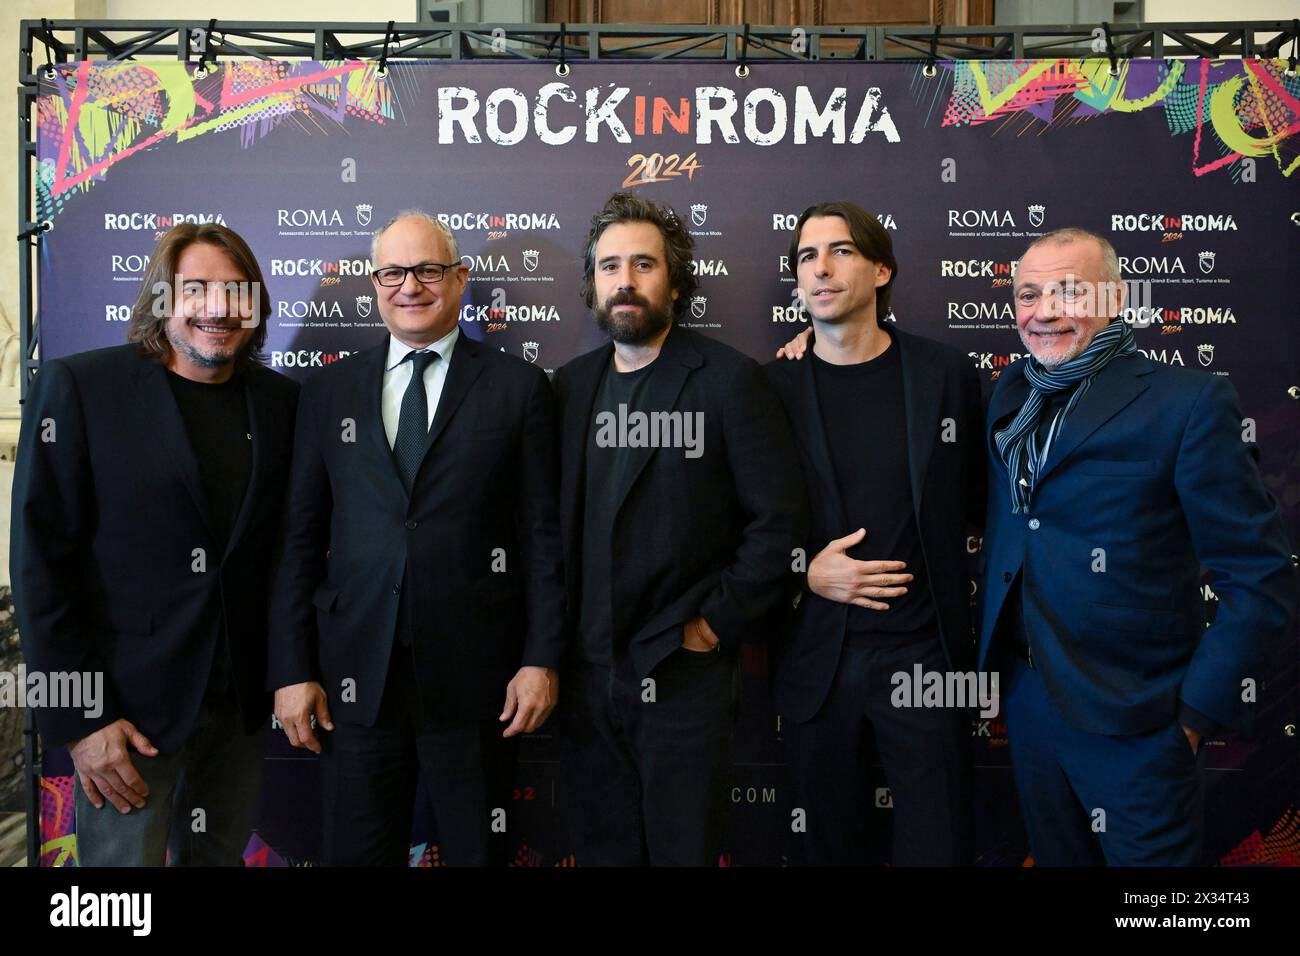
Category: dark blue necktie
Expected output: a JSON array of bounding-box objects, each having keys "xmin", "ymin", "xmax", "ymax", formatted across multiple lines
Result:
[{"xmin": 394, "ymin": 349, "xmax": 438, "ymax": 491}]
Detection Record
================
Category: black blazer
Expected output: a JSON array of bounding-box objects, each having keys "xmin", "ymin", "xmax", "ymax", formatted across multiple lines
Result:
[
  {"xmin": 763, "ymin": 327, "xmax": 986, "ymax": 724},
  {"xmin": 268, "ymin": 331, "xmax": 564, "ymax": 726},
  {"xmin": 553, "ymin": 323, "xmax": 809, "ymax": 678},
  {"xmin": 11, "ymin": 345, "xmax": 299, "ymax": 751}
]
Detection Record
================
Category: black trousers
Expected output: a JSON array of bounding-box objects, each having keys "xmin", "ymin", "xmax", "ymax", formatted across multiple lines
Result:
[
  {"xmin": 559, "ymin": 646, "xmax": 738, "ymax": 866},
  {"xmin": 319, "ymin": 644, "xmax": 518, "ymax": 866},
  {"xmin": 782, "ymin": 634, "xmax": 973, "ymax": 866}
]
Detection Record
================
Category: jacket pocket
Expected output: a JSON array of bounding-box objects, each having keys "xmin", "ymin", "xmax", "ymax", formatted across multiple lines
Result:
[
  {"xmin": 1088, "ymin": 601, "xmax": 1189, "ymax": 636},
  {"xmin": 453, "ymin": 426, "xmax": 513, "ymax": 443},
  {"xmin": 312, "ymin": 583, "xmax": 340, "ymax": 613},
  {"xmin": 92, "ymin": 604, "xmax": 152, "ymax": 635},
  {"xmin": 1076, "ymin": 459, "xmax": 1156, "ymax": 477}
]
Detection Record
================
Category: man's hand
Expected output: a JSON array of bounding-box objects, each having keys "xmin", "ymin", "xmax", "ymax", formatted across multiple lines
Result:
[
  {"xmin": 500, "ymin": 667, "xmax": 557, "ymax": 738},
  {"xmin": 807, "ymin": 528, "xmax": 912, "ymax": 610},
  {"xmin": 68, "ymin": 719, "xmax": 158, "ymax": 814},
  {"xmin": 682, "ymin": 615, "xmax": 721, "ymax": 652},
  {"xmin": 274, "ymin": 681, "xmax": 334, "ymax": 754},
  {"xmin": 775, "ymin": 327, "xmax": 813, "ymax": 361},
  {"xmin": 1182, "ymin": 725, "xmax": 1202, "ymax": 755}
]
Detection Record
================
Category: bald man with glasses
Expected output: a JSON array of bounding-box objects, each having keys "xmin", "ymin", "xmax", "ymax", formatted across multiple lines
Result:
[{"xmin": 270, "ymin": 210, "xmax": 564, "ymax": 866}]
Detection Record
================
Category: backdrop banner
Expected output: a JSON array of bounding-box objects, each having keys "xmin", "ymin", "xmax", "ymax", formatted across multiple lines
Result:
[{"xmin": 34, "ymin": 57, "xmax": 1300, "ymax": 865}]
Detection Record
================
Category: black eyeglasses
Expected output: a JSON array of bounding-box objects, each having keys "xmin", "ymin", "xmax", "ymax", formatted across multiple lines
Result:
[{"xmin": 371, "ymin": 262, "xmax": 463, "ymax": 287}]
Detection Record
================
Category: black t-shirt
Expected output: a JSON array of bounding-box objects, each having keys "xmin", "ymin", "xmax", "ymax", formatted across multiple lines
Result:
[
  {"xmin": 577, "ymin": 359, "xmax": 656, "ymax": 665},
  {"xmin": 166, "ymin": 370, "xmax": 252, "ymax": 550},
  {"xmin": 165, "ymin": 369, "xmax": 252, "ymax": 693},
  {"xmin": 812, "ymin": 342, "xmax": 937, "ymax": 640}
]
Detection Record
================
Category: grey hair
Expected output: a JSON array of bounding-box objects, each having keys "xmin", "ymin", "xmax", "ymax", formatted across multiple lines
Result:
[
  {"xmin": 369, "ymin": 209, "xmax": 461, "ymax": 264},
  {"xmin": 1022, "ymin": 227, "xmax": 1121, "ymax": 285}
]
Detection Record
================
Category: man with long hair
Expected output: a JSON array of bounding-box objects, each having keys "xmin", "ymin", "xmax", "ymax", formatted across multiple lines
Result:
[{"xmin": 12, "ymin": 222, "xmax": 298, "ymax": 865}]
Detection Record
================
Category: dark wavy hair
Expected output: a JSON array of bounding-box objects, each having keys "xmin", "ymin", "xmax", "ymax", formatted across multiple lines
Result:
[
  {"xmin": 127, "ymin": 222, "xmax": 270, "ymax": 371},
  {"xmin": 580, "ymin": 192, "xmax": 697, "ymax": 319},
  {"xmin": 787, "ymin": 201, "xmax": 898, "ymax": 328}
]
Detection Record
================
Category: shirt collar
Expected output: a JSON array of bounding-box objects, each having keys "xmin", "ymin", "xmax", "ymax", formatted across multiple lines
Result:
[{"xmin": 385, "ymin": 324, "xmax": 460, "ymax": 372}]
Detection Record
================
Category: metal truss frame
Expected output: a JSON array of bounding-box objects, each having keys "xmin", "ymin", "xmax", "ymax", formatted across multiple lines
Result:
[{"xmin": 15, "ymin": 17, "xmax": 1300, "ymax": 866}]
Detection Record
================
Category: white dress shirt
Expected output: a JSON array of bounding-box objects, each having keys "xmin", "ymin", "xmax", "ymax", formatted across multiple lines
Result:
[{"xmin": 381, "ymin": 326, "xmax": 459, "ymax": 450}]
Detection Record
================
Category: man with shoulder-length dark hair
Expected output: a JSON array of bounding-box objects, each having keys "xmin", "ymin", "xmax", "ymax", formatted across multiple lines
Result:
[
  {"xmin": 769, "ymin": 201, "xmax": 985, "ymax": 865},
  {"xmin": 553, "ymin": 191, "xmax": 809, "ymax": 865},
  {"xmin": 11, "ymin": 222, "xmax": 298, "ymax": 865}
]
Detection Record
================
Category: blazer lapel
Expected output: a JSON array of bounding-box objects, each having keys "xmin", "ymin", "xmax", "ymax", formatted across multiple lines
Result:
[
  {"xmin": 985, "ymin": 361, "xmax": 1031, "ymax": 471},
  {"xmin": 357, "ymin": 342, "xmax": 406, "ymax": 495},
  {"xmin": 1035, "ymin": 354, "xmax": 1152, "ymax": 485},
  {"xmin": 135, "ymin": 358, "xmax": 216, "ymax": 541},
  {"xmin": 562, "ymin": 342, "xmax": 614, "ymax": 509},
  {"xmin": 896, "ymin": 330, "xmax": 944, "ymax": 517},
  {"xmin": 559, "ymin": 342, "xmax": 614, "ymax": 615},
  {"xmin": 611, "ymin": 324, "xmax": 699, "ymax": 514},
  {"xmin": 221, "ymin": 373, "xmax": 265, "ymax": 560},
  {"xmin": 790, "ymin": 330, "xmax": 849, "ymax": 532},
  {"xmin": 422, "ymin": 332, "xmax": 484, "ymax": 458}
]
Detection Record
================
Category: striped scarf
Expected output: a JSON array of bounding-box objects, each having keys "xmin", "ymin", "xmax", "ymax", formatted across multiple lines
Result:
[{"xmin": 995, "ymin": 318, "xmax": 1136, "ymax": 513}]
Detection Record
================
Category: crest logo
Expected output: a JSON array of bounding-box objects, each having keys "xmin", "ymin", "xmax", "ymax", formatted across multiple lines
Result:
[
  {"xmin": 522, "ymin": 249, "xmax": 539, "ymax": 273},
  {"xmin": 691, "ymin": 296, "xmax": 707, "ymax": 319},
  {"xmin": 1198, "ymin": 251, "xmax": 1215, "ymax": 275},
  {"xmin": 522, "ymin": 341, "xmax": 539, "ymax": 364},
  {"xmin": 355, "ymin": 295, "xmax": 372, "ymax": 318},
  {"xmin": 1027, "ymin": 204, "xmax": 1045, "ymax": 228},
  {"xmin": 690, "ymin": 204, "xmax": 708, "ymax": 227},
  {"xmin": 1197, "ymin": 343, "xmax": 1214, "ymax": 367},
  {"xmin": 355, "ymin": 203, "xmax": 373, "ymax": 226}
]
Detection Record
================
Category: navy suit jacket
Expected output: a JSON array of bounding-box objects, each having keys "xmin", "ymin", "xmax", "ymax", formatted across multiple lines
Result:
[
  {"xmin": 978, "ymin": 352, "xmax": 1295, "ymax": 736},
  {"xmin": 268, "ymin": 331, "xmax": 565, "ymax": 726},
  {"xmin": 12, "ymin": 345, "xmax": 299, "ymax": 751}
]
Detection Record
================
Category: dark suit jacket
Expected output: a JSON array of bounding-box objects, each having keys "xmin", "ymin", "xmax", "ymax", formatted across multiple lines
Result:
[
  {"xmin": 978, "ymin": 352, "xmax": 1296, "ymax": 736},
  {"xmin": 11, "ymin": 345, "xmax": 299, "ymax": 751},
  {"xmin": 764, "ymin": 327, "xmax": 987, "ymax": 723},
  {"xmin": 268, "ymin": 331, "xmax": 564, "ymax": 727},
  {"xmin": 553, "ymin": 322, "xmax": 809, "ymax": 678}
]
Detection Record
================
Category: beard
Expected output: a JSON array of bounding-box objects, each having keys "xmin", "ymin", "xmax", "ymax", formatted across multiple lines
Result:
[
  {"xmin": 1018, "ymin": 327, "xmax": 1087, "ymax": 371},
  {"xmin": 594, "ymin": 290, "xmax": 674, "ymax": 344},
  {"xmin": 165, "ymin": 320, "xmax": 245, "ymax": 369}
]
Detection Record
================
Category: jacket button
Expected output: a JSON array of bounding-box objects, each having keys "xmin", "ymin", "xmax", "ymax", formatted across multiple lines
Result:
[
  {"xmin": 392, "ymin": 584, "xmax": 402, "ymax": 594},
  {"xmin": 1027, "ymin": 518, "xmax": 1040, "ymax": 530},
  {"xmin": 405, "ymin": 520, "xmax": 418, "ymax": 529},
  {"xmin": 1003, "ymin": 571, "xmax": 1013, "ymax": 583}
]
